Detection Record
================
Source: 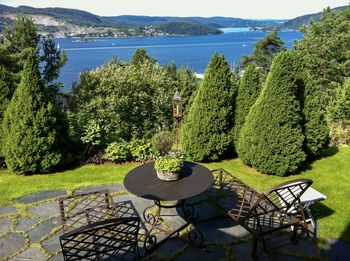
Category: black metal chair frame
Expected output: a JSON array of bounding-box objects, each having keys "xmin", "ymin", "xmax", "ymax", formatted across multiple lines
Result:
[
  {"xmin": 59, "ymin": 190, "xmax": 141, "ymax": 261},
  {"xmin": 210, "ymin": 169, "xmax": 314, "ymax": 258}
]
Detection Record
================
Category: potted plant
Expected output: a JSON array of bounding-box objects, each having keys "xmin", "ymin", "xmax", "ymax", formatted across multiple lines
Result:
[{"xmin": 154, "ymin": 155, "xmax": 183, "ymax": 181}]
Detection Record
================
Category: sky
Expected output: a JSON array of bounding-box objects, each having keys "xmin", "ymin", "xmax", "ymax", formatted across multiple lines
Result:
[{"xmin": 0, "ymin": 0, "xmax": 349, "ymax": 19}]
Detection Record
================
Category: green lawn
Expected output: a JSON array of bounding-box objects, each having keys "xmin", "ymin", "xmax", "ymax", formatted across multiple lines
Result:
[{"xmin": 0, "ymin": 146, "xmax": 349, "ymax": 243}]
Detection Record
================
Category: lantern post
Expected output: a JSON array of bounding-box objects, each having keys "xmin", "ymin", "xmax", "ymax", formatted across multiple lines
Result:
[{"xmin": 172, "ymin": 90, "xmax": 182, "ymax": 150}]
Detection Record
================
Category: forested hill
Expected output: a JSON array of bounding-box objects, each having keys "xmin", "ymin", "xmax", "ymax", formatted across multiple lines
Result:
[{"xmin": 281, "ymin": 5, "xmax": 348, "ymax": 30}]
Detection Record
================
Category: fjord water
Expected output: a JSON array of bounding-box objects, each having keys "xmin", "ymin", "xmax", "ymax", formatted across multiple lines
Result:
[{"xmin": 56, "ymin": 30, "xmax": 302, "ymax": 92}]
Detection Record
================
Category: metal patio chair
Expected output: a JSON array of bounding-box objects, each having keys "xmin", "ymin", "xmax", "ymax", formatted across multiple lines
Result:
[
  {"xmin": 210, "ymin": 169, "xmax": 314, "ymax": 258},
  {"xmin": 58, "ymin": 190, "xmax": 141, "ymax": 261}
]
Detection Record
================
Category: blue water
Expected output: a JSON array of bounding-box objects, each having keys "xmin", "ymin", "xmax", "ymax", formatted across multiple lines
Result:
[{"xmin": 55, "ymin": 30, "xmax": 303, "ymax": 92}]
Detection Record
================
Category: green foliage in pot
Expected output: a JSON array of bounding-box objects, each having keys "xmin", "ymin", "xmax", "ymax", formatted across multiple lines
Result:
[{"xmin": 154, "ymin": 156, "xmax": 183, "ymax": 174}]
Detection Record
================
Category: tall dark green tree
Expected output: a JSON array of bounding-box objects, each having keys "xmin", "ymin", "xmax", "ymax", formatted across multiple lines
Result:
[
  {"xmin": 131, "ymin": 48, "xmax": 156, "ymax": 65},
  {"xmin": 233, "ymin": 63, "xmax": 262, "ymax": 147},
  {"xmin": 237, "ymin": 51, "xmax": 306, "ymax": 176},
  {"xmin": 240, "ymin": 30, "xmax": 286, "ymax": 77},
  {"xmin": 1, "ymin": 51, "xmax": 66, "ymax": 174},
  {"xmin": 180, "ymin": 53, "xmax": 235, "ymax": 161}
]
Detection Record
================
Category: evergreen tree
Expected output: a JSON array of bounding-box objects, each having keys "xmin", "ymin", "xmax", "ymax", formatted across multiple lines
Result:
[
  {"xmin": 240, "ymin": 30, "xmax": 286, "ymax": 77},
  {"xmin": 301, "ymin": 76, "xmax": 329, "ymax": 157},
  {"xmin": 1, "ymin": 51, "xmax": 65, "ymax": 173},
  {"xmin": 328, "ymin": 78, "xmax": 350, "ymax": 122},
  {"xmin": 237, "ymin": 51, "xmax": 306, "ymax": 176},
  {"xmin": 180, "ymin": 53, "xmax": 234, "ymax": 161},
  {"xmin": 131, "ymin": 48, "xmax": 156, "ymax": 65},
  {"xmin": 233, "ymin": 63, "xmax": 262, "ymax": 147}
]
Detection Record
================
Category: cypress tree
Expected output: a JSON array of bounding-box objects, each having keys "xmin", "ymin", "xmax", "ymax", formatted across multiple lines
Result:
[
  {"xmin": 180, "ymin": 53, "xmax": 234, "ymax": 161},
  {"xmin": 237, "ymin": 51, "xmax": 306, "ymax": 176},
  {"xmin": 233, "ymin": 63, "xmax": 262, "ymax": 147},
  {"xmin": 301, "ymin": 77, "xmax": 329, "ymax": 157},
  {"xmin": 1, "ymin": 51, "xmax": 65, "ymax": 173}
]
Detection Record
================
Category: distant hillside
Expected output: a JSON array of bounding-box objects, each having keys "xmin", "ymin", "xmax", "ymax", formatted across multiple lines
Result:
[
  {"xmin": 108, "ymin": 15, "xmax": 286, "ymax": 28},
  {"xmin": 158, "ymin": 22, "xmax": 221, "ymax": 35},
  {"xmin": 0, "ymin": 4, "xmax": 223, "ymax": 37},
  {"xmin": 281, "ymin": 5, "xmax": 348, "ymax": 30}
]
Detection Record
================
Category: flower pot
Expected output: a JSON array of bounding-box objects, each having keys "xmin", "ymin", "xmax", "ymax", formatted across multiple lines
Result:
[{"xmin": 156, "ymin": 169, "xmax": 181, "ymax": 181}]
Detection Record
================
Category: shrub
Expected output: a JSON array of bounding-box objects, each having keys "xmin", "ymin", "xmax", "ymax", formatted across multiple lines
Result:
[
  {"xmin": 128, "ymin": 139, "xmax": 160, "ymax": 162},
  {"xmin": 180, "ymin": 53, "xmax": 235, "ymax": 161},
  {"xmin": 103, "ymin": 142, "xmax": 131, "ymax": 163},
  {"xmin": 151, "ymin": 131, "xmax": 175, "ymax": 154},
  {"xmin": 237, "ymin": 51, "xmax": 306, "ymax": 176},
  {"xmin": 329, "ymin": 121, "xmax": 350, "ymax": 146}
]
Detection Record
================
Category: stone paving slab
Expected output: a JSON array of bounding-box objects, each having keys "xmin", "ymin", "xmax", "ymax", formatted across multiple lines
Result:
[
  {"xmin": 0, "ymin": 217, "xmax": 12, "ymax": 233},
  {"xmin": 10, "ymin": 247, "xmax": 47, "ymax": 261},
  {"xmin": 15, "ymin": 217, "xmax": 40, "ymax": 232},
  {"xmin": 0, "ymin": 206, "xmax": 18, "ymax": 215},
  {"xmin": 28, "ymin": 218, "xmax": 60, "ymax": 243},
  {"xmin": 231, "ymin": 242, "xmax": 270, "ymax": 261},
  {"xmin": 74, "ymin": 184, "xmax": 123, "ymax": 195},
  {"xmin": 176, "ymin": 245, "xmax": 226, "ymax": 261},
  {"xmin": 15, "ymin": 190, "xmax": 67, "ymax": 204},
  {"xmin": 48, "ymin": 253, "xmax": 64, "ymax": 261},
  {"xmin": 0, "ymin": 233, "xmax": 25, "ymax": 260},
  {"xmin": 154, "ymin": 238, "xmax": 188, "ymax": 257},
  {"xmin": 196, "ymin": 217, "xmax": 250, "ymax": 244},
  {"xmin": 42, "ymin": 229, "xmax": 63, "ymax": 255},
  {"xmin": 322, "ymin": 239, "xmax": 350, "ymax": 261},
  {"xmin": 28, "ymin": 201, "xmax": 60, "ymax": 219}
]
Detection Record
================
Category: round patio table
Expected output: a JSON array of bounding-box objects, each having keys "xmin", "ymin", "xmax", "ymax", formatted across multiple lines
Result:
[
  {"xmin": 124, "ymin": 161, "xmax": 214, "ymax": 252},
  {"xmin": 124, "ymin": 161, "xmax": 214, "ymax": 201}
]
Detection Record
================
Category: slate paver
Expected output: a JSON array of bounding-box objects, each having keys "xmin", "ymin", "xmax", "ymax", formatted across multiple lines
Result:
[
  {"xmin": 28, "ymin": 218, "xmax": 60, "ymax": 243},
  {"xmin": 42, "ymin": 230, "xmax": 63, "ymax": 255},
  {"xmin": 0, "ymin": 206, "xmax": 18, "ymax": 215},
  {"xmin": 15, "ymin": 217, "xmax": 40, "ymax": 232},
  {"xmin": 276, "ymin": 238, "xmax": 318, "ymax": 257},
  {"xmin": 231, "ymin": 242, "xmax": 270, "ymax": 261},
  {"xmin": 74, "ymin": 184, "xmax": 123, "ymax": 194},
  {"xmin": 196, "ymin": 218, "xmax": 250, "ymax": 244},
  {"xmin": 0, "ymin": 233, "xmax": 25, "ymax": 259},
  {"xmin": 113, "ymin": 194, "xmax": 153, "ymax": 217},
  {"xmin": 48, "ymin": 253, "xmax": 64, "ymax": 261},
  {"xmin": 322, "ymin": 239, "xmax": 350, "ymax": 261},
  {"xmin": 176, "ymin": 245, "xmax": 226, "ymax": 261},
  {"xmin": 0, "ymin": 217, "xmax": 12, "ymax": 233},
  {"xmin": 10, "ymin": 247, "xmax": 47, "ymax": 261},
  {"xmin": 154, "ymin": 238, "xmax": 188, "ymax": 257},
  {"xmin": 28, "ymin": 201, "xmax": 60, "ymax": 219},
  {"xmin": 15, "ymin": 190, "xmax": 67, "ymax": 204}
]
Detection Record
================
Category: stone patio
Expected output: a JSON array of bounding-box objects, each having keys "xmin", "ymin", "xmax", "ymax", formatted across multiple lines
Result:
[{"xmin": 0, "ymin": 184, "xmax": 349, "ymax": 260}]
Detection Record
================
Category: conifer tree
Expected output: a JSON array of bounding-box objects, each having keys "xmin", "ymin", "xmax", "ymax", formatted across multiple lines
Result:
[
  {"xmin": 180, "ymin": 53, "xmax": 234, "ymax": 161},
  {"xmin": 1, "ymin": 51, "xmax": 65, "ymax": 173},
  {"xmin": 237, "ymin": 51, "xmax": 306, "ymax": 176},
  {"xmin": 233, "ymin": 63, "xmax": 262, "ymax": 147}
]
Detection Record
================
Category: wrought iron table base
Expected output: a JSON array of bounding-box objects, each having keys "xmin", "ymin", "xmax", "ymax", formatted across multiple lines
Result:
[{"xmin": 142, "ymin": 199, "xmax": 204, "ymax": 252}]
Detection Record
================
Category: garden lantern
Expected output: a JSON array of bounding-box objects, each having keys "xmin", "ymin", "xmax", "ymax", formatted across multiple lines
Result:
[
  {"xmin": 172, "ymin": 89, "xmax": 182, "ymax": 149},
  {"xmin": 172, "ymin": 89, "xmax": 182, "ymax": 119}
]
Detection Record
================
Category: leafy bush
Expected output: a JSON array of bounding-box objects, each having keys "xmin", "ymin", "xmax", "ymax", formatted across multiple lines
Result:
[
  {"xmin": 154, "ymin": 156, "xmax": 183, "ymax": 173},
  {"xmin": 128, "ymin": 139, "xmax": 160, "ymax": 162},
  {"xmin": 103, "ymin": 142, "xmax": 131, "ymax": 163},
  {"xmin": 151, "ymin": 131, "xmax": 175, "ymax": 154},
  {"xmin": 329, "ymin": 121, "xmax": 350, "ymax": 146}
]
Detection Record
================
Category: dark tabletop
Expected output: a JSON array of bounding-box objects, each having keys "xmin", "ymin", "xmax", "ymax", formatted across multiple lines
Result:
[{"xmin": 123, "ymin": 161, "xmax": 214, "ymax": 201}]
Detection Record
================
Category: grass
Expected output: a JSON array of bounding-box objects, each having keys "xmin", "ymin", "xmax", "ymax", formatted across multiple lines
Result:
[
  {"xmin": 0, "ymin": 163, "xmax": 138, "ymax": 205},
  {"xmin": 0, "ymin": 146, "xmax": 349, "ymax": 243}
]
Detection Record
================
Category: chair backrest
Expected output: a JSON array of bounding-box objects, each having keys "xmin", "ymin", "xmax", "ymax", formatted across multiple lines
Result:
[
  {"xmin": 60, "ymin": 217, "xmax": 140, "ymax": 260},
  {"xmin": 237, "ymin": 179, "xmax": 313, "ymax": 230},
  {"xmin": 59, "ymin": 190, "xmax": 116, "ymax": 232}
]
